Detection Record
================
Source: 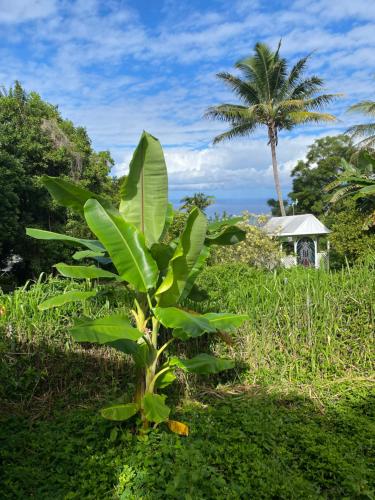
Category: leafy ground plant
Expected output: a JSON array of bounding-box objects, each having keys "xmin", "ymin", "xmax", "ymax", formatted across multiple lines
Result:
[{"xmin": 27, "ymin": 131, "xmax": 247, "ymax": 432}]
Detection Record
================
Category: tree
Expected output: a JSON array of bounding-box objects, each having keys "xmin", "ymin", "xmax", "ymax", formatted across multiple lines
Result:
[
  {"xmin": 325, "ymin": 151, "xmax": 375, "ymax": 228},
  {"xmin": 0, "ymin": 82, "xmax": 117, "ymax": 283},
  {"xmin": 27, "ymin": 131, "xmax": 247, "ymax": 432},
  {"xmin": 205, "ymin": 41, "xmax": 338, "ymax": 216},
  {"xmin": 346, "ymin": 97, "xmax": 375, "ymax": 151},
  {"xmin": 266, "ymin": 197, "xmax": 290, "ymax": 216},
  {"xmin": 180, "ymin": 192, "xmax": 215, "ymax": 212},
  {"xmin": 328, "ymin": 199, "xmax": 375, "ymax": 265},
  {"xmin": 270, "ymin": 135, "xmax": 355, "ymax": 217}
]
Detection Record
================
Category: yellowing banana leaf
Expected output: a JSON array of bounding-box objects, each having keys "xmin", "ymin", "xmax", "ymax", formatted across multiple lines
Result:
[
  {"xmin": 84, "ymin": 199, "xmax": 158, "ymax": 292},
  {"xmin": 167, "ymin": 420, "xmax": 189, "ymax": 436}
]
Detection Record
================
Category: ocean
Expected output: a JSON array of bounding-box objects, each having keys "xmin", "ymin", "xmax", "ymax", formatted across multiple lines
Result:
[{"xmin": 170, "ymin": 197, "xmax": 271, "ymax": 217}]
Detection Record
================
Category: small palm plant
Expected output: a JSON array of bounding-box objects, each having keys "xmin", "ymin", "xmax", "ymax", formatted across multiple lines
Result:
[
  {"xmin": 346, "ymin": 93, "xmax": 375, "ymax": 151},
  {"xmin": 205, "ymin": 41, "xmax": 338, "ymax": 216},
  {"xmin": 325, "ymin": 152, "xmax": 375, "ymax": 228},
  {"xmin": 27, "ymin": 131, "xmax": 247, "ymax": 433}
]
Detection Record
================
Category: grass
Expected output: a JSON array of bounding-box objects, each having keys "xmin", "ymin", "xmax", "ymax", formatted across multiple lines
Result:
[
  {"xmin": 1, "ymin": 385, "xmax": 373, "ymax": 499},
  {"xmin": 0, "ymin": 263, "xmax": 374, "ymax": 498},
  {"xmin": 195, "ymin": 263, "xmax": 374, "ymax": 384}
]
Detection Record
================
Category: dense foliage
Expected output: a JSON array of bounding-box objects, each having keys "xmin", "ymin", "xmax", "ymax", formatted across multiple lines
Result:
[
  {"xmin": 268, "ymin": 135, "xmax": 355, "ymax": 216},
  {"xmin": 209, "ymin": 214, "xmax": 281, "ymax": 269},
  {"xmin": 0, "ymin": 83, "xmax": 116, "ymax": 284}
]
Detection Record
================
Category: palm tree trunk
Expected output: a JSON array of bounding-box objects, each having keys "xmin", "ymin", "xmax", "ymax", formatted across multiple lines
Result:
[{"xmin": 268, "ymin": 128, "xmax": 286, "ymax": 216}]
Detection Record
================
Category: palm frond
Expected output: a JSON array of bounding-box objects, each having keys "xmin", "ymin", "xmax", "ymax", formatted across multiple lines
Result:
[
  {"xmin": 304, "ymin": 94, "xmax": 341, "ymax": 110},
  {"xmin": 216, "ymin": 72, "xmax": 260, "ymax": 105},
  {"xmin": 347, "ymin": 100, "xmax": 375, "ymax": 117},
  {"xmin": 346, "ymin": 123, "xmax": 375, "ymax": 139},
  {"xmin": 212, "ymin": 122, "xmax": 258, "ymax": 144},
  {"xmin": 205, "ymin": 104, "xmax": 253, "ymax": 123},
  {"xmin": 289, "ymin": 76, "xmax": 324, "ymax": 99},
  {"xmin": 329, "ymin": 185, "xmax": 357, "ymax": 204},
  {"xmin": 287, "ymin": 54, "xmax": 311, "ymax": 87},
  {"xmin": 352, "ymin": 184, "xmax": 375, "ymax": 199},
  {"xmin": 288, "ymin": 111, "xmax": 336, "ymax": 124}
]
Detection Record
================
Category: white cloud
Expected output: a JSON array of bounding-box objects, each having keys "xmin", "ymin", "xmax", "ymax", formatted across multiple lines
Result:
[
  {"xmin": 114, "ymin": 133, "xmax": 322, "ymax": 197},
  {"xmin": 0, "ymin": 0, "xmax": 57, "ymax": 23},
  {"xmin": 0, "ymin": 0, "xmax": 373, "ymax": 202}
]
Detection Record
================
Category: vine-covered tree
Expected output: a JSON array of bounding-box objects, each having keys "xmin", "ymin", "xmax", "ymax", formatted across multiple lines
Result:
[
  {"xmin": 205, "ymin": 41, "xmax": 338, "ymax": 216},
  {"xmin": 0, "ymin": 82, "xmax": 117, "ymax": 283}
]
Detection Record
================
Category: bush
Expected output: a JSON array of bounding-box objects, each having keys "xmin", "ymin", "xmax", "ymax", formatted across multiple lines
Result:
[{"xmin": 209, "ymin": 214, "xmax": 281, "ymax": 269}]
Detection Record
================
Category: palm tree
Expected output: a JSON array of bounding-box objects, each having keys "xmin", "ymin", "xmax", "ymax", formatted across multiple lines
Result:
[
  {"xmin": 180, "ymin": 192, "xmax": 215, "ymax": 212},
  {"xmin": 346, "ymin": 99, "xmax": 375, "ymax": 151},
  {"xmin": 205, "ymin": 41, "xmax": 338, "ymax": 216}
]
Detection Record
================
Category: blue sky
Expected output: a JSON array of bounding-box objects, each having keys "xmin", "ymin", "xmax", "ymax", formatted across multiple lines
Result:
[{"xmin": 1, "ymin": 0, "xmax": 374, "ymax": 213}]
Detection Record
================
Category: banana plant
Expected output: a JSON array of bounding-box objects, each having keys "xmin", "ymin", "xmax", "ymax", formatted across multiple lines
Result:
[{"xmin": 27, "ymin": 131, "xmax": 247, "ymax": 434}]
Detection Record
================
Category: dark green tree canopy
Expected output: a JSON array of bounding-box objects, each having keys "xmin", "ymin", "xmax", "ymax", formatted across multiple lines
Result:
[{"xmin": 0, "ymin": 82, "xmax": 116, "ymax": 283}]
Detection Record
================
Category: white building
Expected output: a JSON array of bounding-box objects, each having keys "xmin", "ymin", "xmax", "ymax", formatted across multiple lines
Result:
[{"xmin": 263, "ymin": 214, "xmax": 330, "ymax": 269}]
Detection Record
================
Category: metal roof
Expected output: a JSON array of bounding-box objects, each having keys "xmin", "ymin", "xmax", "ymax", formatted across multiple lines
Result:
[{"xmin": 263, "ymin": 214, "xmax": 330, "ymax": 237}]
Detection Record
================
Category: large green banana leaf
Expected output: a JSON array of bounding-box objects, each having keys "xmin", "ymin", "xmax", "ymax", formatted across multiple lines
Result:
[
  {"xmin": 84, "ymin": 199, "xmax": 158, "ymax": 292},
  {"xmin": 170, "ymin": 353, "xmax": 234, "ymax": 374},
  {"xmin": 180, "ymin": 245, "xmax": 210, "ymax": 302},
  {"xmin": 207, "ymin": 216, "xmax": 243, "ymax": 232},
  {"xmin": 109, "ymin": 339, "xmax": 151, "ymax": 367},
  {"xmin": 72, "ymin": 250, "xmax": 106, "ymax": 260},
  {"xmin": 71, "ymin": 314, "xmax": 143, "ymax": 344},
  {"xmin": 156, "ymin": 208, "xmax": 207, "ymax": 306},
  {"xmin": 26, "ymin": 228, "xmax": 104, "ymax": 252},
  {"xmin": 203, "ymin": 312, "xmax": 248, "ymax": 331},
  {"xmin": 41, "ymin": 175, "xmax": 114, "ymax": 214},
  {"xmin": 120, "ymin": 132, "xmax": 168, "ymax": 247},
  {"xmin": 55, "ymin": 263, "xmax": 119, "ymax": 280},
  {"xmin": 205, "ymin": 225, "xmax": 246, "ymax": 246},
  {"xmin": 100, "ymin": 403, "xmax": 139, "ymax": 421},
  {"xmin": 142, "ymin": 393, "xmax": 170, "ymax": 424},
  {"xmin": 38, "ymin": 290, "xmax": 97, "ymax": 310},
  {"xmin": 153, "ymin": 306, "xmax": 215, "ymax": 338}
]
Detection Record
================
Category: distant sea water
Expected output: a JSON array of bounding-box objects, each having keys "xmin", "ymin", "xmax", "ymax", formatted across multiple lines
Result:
[{"xmin": 171, "ymin": 198, "xmax": 270, "ymax": 218}]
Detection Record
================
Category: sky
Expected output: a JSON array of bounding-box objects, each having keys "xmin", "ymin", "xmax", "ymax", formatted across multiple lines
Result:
[{"xmin": 0, "ymin": 0, "xmax": 374, "ymax": 214}]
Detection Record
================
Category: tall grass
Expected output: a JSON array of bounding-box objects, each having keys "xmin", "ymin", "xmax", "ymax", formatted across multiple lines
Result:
[
  {"xmin": 195, "ymin": 264, "xmax": 374, "ymax": 383},
  {"xmin": 1, "ymin": 264, "xmax": 374, "ymax": 407},
  {"xmin": 0, "ymin": 274, "xmax": 132, "ymax": 349}
]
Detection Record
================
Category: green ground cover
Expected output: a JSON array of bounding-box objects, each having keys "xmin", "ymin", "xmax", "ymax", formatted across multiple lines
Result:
[{"xmin": 1, "ymin": 264, "xmax": 374, "ymax": 499}]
